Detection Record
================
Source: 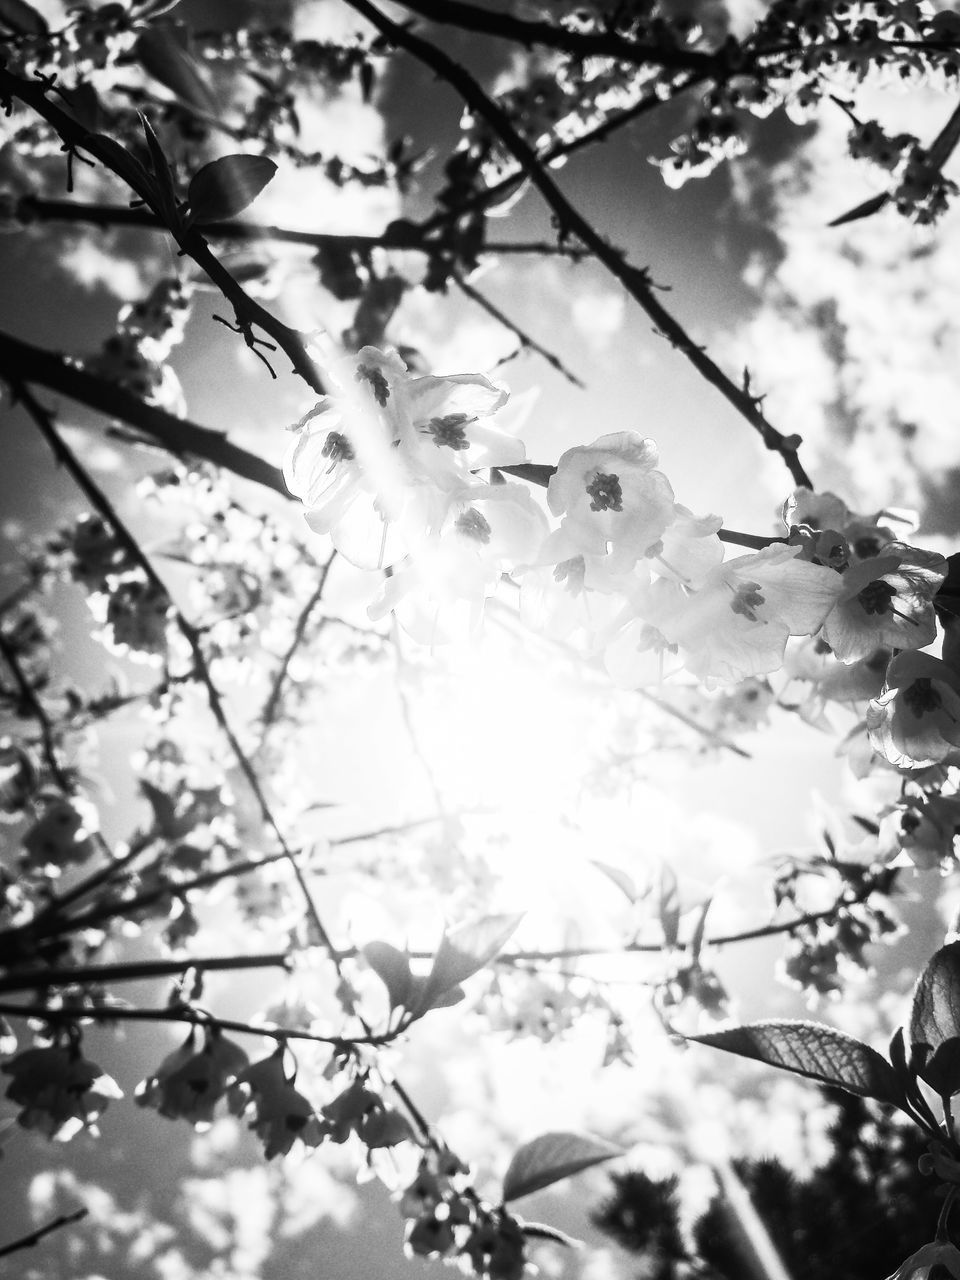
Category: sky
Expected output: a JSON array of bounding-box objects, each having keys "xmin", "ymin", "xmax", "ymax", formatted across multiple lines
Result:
[{"xmin": 2, "ymin": 2, "xmax": 960, "ymax": 1278}]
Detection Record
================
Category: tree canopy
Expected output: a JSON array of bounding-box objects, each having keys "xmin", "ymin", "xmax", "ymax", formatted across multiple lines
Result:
[{"xmin": 2, "ymin": 2, "xmax": 960, "ymax": 1278}]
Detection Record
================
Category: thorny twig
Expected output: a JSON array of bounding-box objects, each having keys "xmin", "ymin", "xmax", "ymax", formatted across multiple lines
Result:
[
  {"xmin": 345, "ymin": 0, "xmax": 813, "ymax": 489},
  {"xmin": 451, "ymin": 268, "xmax": 585, "ymax": 388}
]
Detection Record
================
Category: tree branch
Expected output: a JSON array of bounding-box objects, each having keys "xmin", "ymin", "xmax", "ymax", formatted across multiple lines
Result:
[
  {"xmin": 391, "ymin": 0, "xmax": 722, "ymax": 73},
  {"xmin": 17, "ymin": 196, "xmax": 581, "ymax": 258},
  {"xmin": 0, "ymin": 1209, "xmax": 88, "ymax": 1261},
  {"xmin": 0, "ymin": 328, "xmax": 289, "ymax": 497},
  {"xmin": 345, "ymin": 0, "xmax": 812, "ymax": 490},
  {"xmin": 0, "ymin": 952, "xmax": 291, "ymax": 995},
  {"xmin": 14, "ymin": 385, "xmax": 339, "ymax": 962},
  {"xmin": 0, "ymin": 627, "xmax": 73, "ymax": 793},
  {"xmin": 0, "ymin": 891, "xmax": 875, "ymax": 994},
  {"xmin": 0, "ymin": 999, "xmax": 397, "ymax": 1047},
  {"xmin": 452, "ymin": 268, "xmax": 585, "ymax": 388},
  {"xmin": 258, "ymin": 552, "xmax": 337, "ymax": 734},
  {"xmin": 0, "ymin": 65, "xmax": 325, "ymax": 395},
  {"xmin": 0, "ymin": 329, "xmax": 779, "ymax": 560}
]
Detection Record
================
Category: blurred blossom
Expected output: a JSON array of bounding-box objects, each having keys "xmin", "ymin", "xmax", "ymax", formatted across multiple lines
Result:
[
  {"xmin": 229, "ymin": 1051, "xmax": 325, "ymax": 1159},
  {"xmin": 3, "ymin": 1043, "xmax": 123, "ymax": 1140},
  {"xmin": 136, "ymin": 1029, "xmax": 249, "ymax": 1130}
]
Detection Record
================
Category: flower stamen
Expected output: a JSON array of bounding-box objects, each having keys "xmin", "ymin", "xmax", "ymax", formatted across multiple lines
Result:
[
  {"xmin": 426, "ymin": 414, "xmax": 471, "ymax": 450},
  {"xmin": 454, "ymin": 509, "xmax": 492, "ymax": 544},
  {"xmin": 729, "ymin": 581, "xmax": 766, "ymax": 622},
  {"xmin": 586, "ymin": 472, "xmax": 623, "ymax": 512}
]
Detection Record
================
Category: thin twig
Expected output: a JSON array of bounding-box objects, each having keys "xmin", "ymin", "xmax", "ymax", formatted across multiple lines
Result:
[
  {"xmin": 0, "ymin": 813, "xmax": 472, "ymax": 962},
  {"xmin": 345, "ymin": 0, "xmax": 812, "ymax": 489},
  {"xmin": 393, "ymin": 0, "xmax": 722, "ymax": 71},
  {"xmin": 452, "ymin": 269, "xmax": 585, "ymax": 388},
  {"xmin": 0, "ymin": 66, "xmax": 326, "ymax": 395},
  {"xmin": 15, "ymin": 385, "xmax": 339, "ymax": 962},
  {"xmin": 0, "ymin": 1208, "xmax": 89, "ymax": 1260},
  {"xmin": 392, "ymin": 629, "xmax": 447, "ymax": 818},
  {"xmin": 17, "ymin": 197, "xmax": 582, "ymax": 258},
  {"xmin": 259, "ymin": 552, "xmax": 337, "ymax": 734},
  {"xmin": 500, "ymin": 463, "xmax": 780, "ymax": 550},
  {"xmin": 637, "ymin": 687, "xmax": 751, "ymax": 760},
  {"xmin": 0, "ymin": 1000, "xmax": 396, "ymax": 1048},
  {"xmin": 0, "ymin": 952, "xmax": 290, "ymax": 996},
  {"xmin": 0, "ymin": 327, "xmax": 289, "ymax": 498},
  {"xmin": 28, "ymin": 831, "xmax": 158, "ymax": 930},
  {"xmin": 0, "ymin": 333, "xmax": 777, "ymax": 553},
  {"xmin": 0, "ymin": 629, "xmax": 72, "ymax": 792}
]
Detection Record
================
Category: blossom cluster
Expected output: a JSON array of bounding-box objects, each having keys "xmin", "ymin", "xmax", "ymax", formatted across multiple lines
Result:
[
  {"xmin": 3, "ymin": 1039, "xmax": 123, "ymax": 1141},
  {"xmin": 285, "ymin": 346, "xmax": 954, "ymax": 775},
  {"xmin": 0, "ymin": 1, "xmax": 141, "ymax": 81},
  {"xmin": 401, "ymin": 1147, "xmax": 528, "ymax": 1280},
  {"xmin": 653, "ymin": 1, "xmax": 960, "ymax": 211},
  {"xmin": 82, "ymin": 277, "xmax": 191, "ymax": 415}
]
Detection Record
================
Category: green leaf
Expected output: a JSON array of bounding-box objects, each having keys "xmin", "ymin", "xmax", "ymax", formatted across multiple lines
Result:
[
  {"xmin": 187, "ymin": 155, "xmax": 278, "ymax": 225},
  {"xmin": 413, "ymin": 913, "xmax": 522, "ymax": 1015},
  {"xmin": 910, "ymin": 942, "xmax": 960, "ymax": 1093},
  {"xmin": 361, "ymin": 941, "xmax": 413, "ymax": 1014},
  {"xmin": 690, "ymin": 1021, "xmax": 902, "ymax": 1104},
  {"xmin": 134, "ymin": 23, "xmax": 216, "ymax": 114},
  {"xmin": 0, "ymin": 0, "xmax": 48, "ymax": 35},
  {"xmin": 502, "ymin": 1132, "xmax": 622, "ymax": 1203}
]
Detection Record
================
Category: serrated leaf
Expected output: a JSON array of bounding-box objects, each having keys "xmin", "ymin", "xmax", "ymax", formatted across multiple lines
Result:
[
  {"xmin": 135, "ymin": 24, "xmax": 216, "ymax": 114},
  {"xmin": 691, "ymin": 1021, "xmax": 901, "ymax": 1104},
  {"xmin": 187, "ymin": 155, "xmax": 278, "ymax": 225},
  {"xmin": 0, "ymin": 0, "xmax": 48, "ymax": 35},
  {"xmin": 502, "ymin": 1132, "xmax": 623, "ymax": 1203},
  {"xmin": 361, "ymin": 941, "xmax": 413, "ymax": 1014},
  {"xmin": 413, "ymin": 913, "xmax": 522, "ymax": 1015},
  {"xmin": 910, "ymin": 942, "xmax": 960, "ymax": 1093}
]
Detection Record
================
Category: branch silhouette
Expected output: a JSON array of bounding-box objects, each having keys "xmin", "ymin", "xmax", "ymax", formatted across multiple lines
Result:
[{"xmin": 344, "ymin": 0, "xmax": 813, "ymax": 490}]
